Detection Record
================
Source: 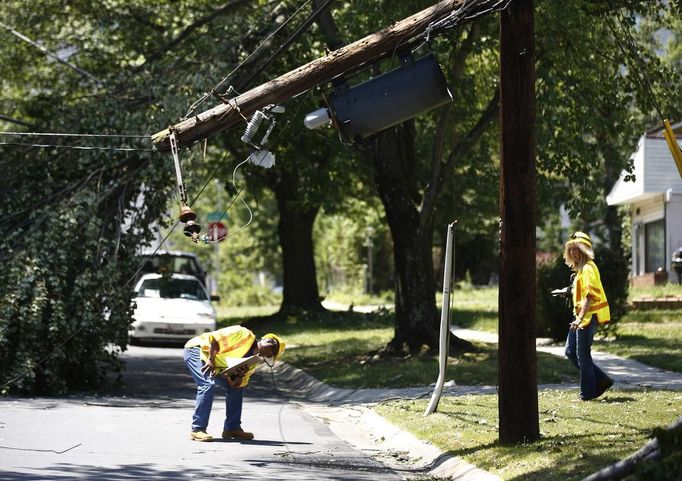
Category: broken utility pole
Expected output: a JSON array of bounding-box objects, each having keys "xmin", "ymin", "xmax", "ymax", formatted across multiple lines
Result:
[{"xmin": 151, "ymin": 0, "xmax": 470, "ymax": 151}]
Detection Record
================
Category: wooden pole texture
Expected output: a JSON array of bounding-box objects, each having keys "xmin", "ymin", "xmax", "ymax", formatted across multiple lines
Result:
[
  {"xmin": 498, "ymin": 0, "xmax": 539, "ymax": 443},
  {"xmin": 151, "ymin": 0, "xmax": 465, "ymax": 151}
]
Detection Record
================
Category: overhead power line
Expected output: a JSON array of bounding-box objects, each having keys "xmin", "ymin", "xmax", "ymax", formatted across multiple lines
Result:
[
  {"xmin": 0, "ymin": 20, "xmax": 103, "ymax": 86},
  {"xmin": 0, "ymin": 114, "xmax": 33, "ymax": 128},
  {"xmin": 0, "ymin": 142, "xmax": 157, "ymax": 152},
  {"xmin": 182, "ymin": 0, "xmax": 313, "ymax": 119},
  {"xmin": 0, "ymin": 131, "xmax": 155, "ymax": 151},
  {"xmin": 0, "ymin": 131, "xmax": 150, "ymax": 139},
  {"xmin": 235, "ymin": 0, "xmax": 336, "ymax": 91}
]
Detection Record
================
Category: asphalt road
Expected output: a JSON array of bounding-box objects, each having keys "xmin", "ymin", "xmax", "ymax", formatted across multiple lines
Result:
[{"xmin": 0, "ymin": 345, "xmax": 404, "ymax": 481}]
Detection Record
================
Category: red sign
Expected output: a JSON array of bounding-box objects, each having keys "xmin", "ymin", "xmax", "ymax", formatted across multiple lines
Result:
[{"xmin": 208, "ymin": 222, "xmax": 227, "ymax": 241}]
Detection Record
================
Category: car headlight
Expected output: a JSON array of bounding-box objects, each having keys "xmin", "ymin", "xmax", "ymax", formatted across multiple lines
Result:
[{"xmin": 196, "ymin": 312, "xmax": 215, "ymax": 319}]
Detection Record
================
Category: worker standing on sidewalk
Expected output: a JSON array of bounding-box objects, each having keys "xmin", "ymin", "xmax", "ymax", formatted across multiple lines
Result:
[
  {"xmin": 563, "ymin": 231, "xmax": 614, "ymax": 401},
  {"xmin": 183, "ymin": 325, "xmax": 285, "ymax": 442}
]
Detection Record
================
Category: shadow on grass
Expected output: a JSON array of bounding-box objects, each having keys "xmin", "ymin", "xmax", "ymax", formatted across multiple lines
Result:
[
  {"xmin": 281, "ymin": 338, "xmax": 576, "ymax": 389},
  {"xmin": 452, "ymin": 308, "xmax": 498, "ymax": 331},
  {"xmin": 227, "ymin": 308, "xmax": 394, "ymax": 333},
  {"xmin": 447, "ymin": 431, "xmax": 643, "ymax": 481},
  {"xmin": 505, "ymin": 453, "xmax": 623, "ymax": 481}
]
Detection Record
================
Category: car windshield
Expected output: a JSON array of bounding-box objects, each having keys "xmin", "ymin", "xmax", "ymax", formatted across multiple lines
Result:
[
  {"xmin": 141, "ymin": 254, "xmax": 202, "ymax": 277},
  {"xmin": 137, "ymin": 278, "xmax": 208, "ymax": 301}
]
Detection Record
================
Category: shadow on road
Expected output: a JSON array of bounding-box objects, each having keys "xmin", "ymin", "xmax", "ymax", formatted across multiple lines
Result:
[{"xmin": 112, "ymin": 345, "xmax": 286, "ymax": 403}]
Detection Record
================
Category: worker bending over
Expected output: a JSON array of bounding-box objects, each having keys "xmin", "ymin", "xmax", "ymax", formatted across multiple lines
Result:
[{"xmin": 183, "ymin": 325, "xmax": 285, "ymax": 441}]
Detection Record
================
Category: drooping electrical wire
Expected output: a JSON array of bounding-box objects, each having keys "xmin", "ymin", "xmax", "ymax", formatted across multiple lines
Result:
[
  {"xmin": 0, "ymin": 142, "xmax": 156, "ymax": 152},
  {"xmin": 0, "ymin": 131, "xmax": 150, "ymax": 138},
  {"xmin": 182, "ymin": 0, "xmax": 313, "ymax": 120},
  {"xmin": 0, "ymin": 20, "xmax": 103, "ymax": 86},
  {"xmin": 427, "ymin": 0, "xmax": 512, "ymax": 36},
  {"xmin": 602, "ymin": 3, "xmax": 665, "ymax": 122},
  {"xmin": 0, "ymin": 130, "xmax": 154, "ymax": 151}
]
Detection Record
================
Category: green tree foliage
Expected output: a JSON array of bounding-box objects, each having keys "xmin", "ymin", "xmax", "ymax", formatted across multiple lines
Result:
[
  {"xmin": 323, "ymin": 0, "xmax": 679, "ymax": 353},
  {"xmin": 0, "ymin": 0, "xmax": 274, "ymax": 394},
  {"xmin": 2, "ymin": 0, "xmax": 680, "ymax": 391}
]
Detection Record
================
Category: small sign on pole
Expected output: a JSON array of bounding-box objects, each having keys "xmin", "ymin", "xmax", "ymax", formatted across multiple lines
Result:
[{"xmin": 208, "ymin": 222, "xmax": 227, "ymax": 242}]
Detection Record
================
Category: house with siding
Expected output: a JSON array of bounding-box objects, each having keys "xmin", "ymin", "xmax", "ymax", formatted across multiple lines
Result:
[{"xmin": 607, "ymin": 121, "xmax": 682, "ymax": 285}]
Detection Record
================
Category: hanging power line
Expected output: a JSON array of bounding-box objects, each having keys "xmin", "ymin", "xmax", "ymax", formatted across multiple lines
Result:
[
  {"xmin": 0, "ymin": 114, "xmax": 33, "ymax": 128},
  {"xmin": 182, "ymin": 0, "xmax": 313, "ymax": 119},
  {"xmin": 0, "ymin": 142, "xmax": 157, "ymax": 152},
  {"xmin": 602, "ymin": 4, "xmax": 664, "ymax": 121},
  {"xmin": 0, "ymin": 131, "xmax": 150, "ymax": 138},
  {"xmin": 426, "ymin": 0, "xmax": 511, "ymax": 38},
  {"xmin": 0, "ymin": 20, "xmax": 103, "ymax": 86}
]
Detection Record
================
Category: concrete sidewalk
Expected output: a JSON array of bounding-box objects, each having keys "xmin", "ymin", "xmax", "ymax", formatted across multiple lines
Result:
[{"xmin": 451, "ymin": 326, "xmax": 682, "ymax": 390}]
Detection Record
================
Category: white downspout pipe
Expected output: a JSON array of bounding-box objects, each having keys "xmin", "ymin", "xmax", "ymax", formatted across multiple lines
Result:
[{"xmin": 424, "ymin": 221, "xmax": 455, "ymax": 416}]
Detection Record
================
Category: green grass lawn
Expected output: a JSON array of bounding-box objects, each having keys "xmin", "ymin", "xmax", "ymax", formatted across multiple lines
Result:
[
  {"xmin": 593, "ymin": 310, "xmax": 682, "ymax": 373},
  {"xmin": 215, "ymin": 304, "xmax": 280, "ymax": 320},
  {"xmin": 375, "ymin": 389, "xmax": 682, "ymax": 481},
  {"xmin": 630, "ymin": 284, "xmax": 682, "ymax": 298}
]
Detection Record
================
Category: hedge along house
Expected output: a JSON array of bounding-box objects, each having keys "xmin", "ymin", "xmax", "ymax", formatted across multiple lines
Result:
[{"xmin": 607, "ymin": 121, "xmax": 682, "ymax": 285}]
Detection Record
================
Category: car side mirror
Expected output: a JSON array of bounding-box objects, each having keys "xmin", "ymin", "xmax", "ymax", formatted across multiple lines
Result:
[{"xmin": 210, "ymin": 295, "xmax": 221, "ymax": 302}]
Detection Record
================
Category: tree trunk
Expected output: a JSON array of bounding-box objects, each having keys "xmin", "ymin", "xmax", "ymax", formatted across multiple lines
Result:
[
  {"xmin": 273, "ymin": 171, "xmax": 323, "ymax": 313},
  {"xmin": 363, "ymin": 122, "xmax": 442, "ymax": 354}
]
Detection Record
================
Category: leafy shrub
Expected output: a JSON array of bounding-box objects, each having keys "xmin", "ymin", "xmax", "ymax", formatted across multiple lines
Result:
[
  {"xmin": 0, "ymin": 190, "xmax": 165, "ymax": 394},
  {"xmin": 536, "ymin": 255, "xmax": 573, "ymax": 341},
  {"xmin": 593, "ymin": 244, "xmax": 629, "ymax": 336},
  {"xmin": 633, "ymin": 422, "xmax": 682, "ymax": 481},
  {"xmin": 0, "ymin": 113, "xmax": 172, "ymax": 395}
]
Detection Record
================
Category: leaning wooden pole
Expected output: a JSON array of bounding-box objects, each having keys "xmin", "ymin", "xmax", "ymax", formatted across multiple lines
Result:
[
  {"xmin": 498, "ymin": 0, "xmax": 539, "ymax": 443},
  {"xmin": 151, "ymin": 0, "xmax": 465, "ymax": 151}
]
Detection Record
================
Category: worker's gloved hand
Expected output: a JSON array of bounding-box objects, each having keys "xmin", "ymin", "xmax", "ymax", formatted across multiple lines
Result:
[
  {"xmin": 227, "ymin": 366, "xmax": 248, "ymax": 388},
  {"xmin": 201, "ymin": 359, "xmax": 216, "ymax": 377}
]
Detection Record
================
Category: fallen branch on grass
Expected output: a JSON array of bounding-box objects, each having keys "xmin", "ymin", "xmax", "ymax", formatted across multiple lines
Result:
[{"xmin": 582, "ymin": 416, "xmax": 682, "ymax": 481}]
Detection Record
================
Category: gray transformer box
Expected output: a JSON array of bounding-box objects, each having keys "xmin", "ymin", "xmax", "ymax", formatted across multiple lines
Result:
[{"xmin": 327, "ymin": 55, "xmax": 453, "ymax": 143}]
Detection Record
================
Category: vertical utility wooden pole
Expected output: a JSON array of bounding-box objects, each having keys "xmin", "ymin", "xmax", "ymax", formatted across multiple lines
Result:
[{"xmin": 498, "ymin": 0, "xmax": 539, "ymax": 443}]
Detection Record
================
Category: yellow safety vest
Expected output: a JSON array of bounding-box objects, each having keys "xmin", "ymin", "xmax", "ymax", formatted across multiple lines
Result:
[
  {"xmin": 185, "ymin": 325, "xmax": 257, "ymax": 387},
  {"xmin": 572, "ymin": 260, "xmax": 610, "ymax": 328}
]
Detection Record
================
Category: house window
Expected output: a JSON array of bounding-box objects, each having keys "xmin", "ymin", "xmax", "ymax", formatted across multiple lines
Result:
[{"xmin": 645, "ymin": 219, "xmax": 665, "ymax": 273}]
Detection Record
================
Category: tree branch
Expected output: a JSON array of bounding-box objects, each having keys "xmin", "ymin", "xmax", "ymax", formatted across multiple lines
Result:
[
  {"xmin": 582, "ymin": 416, "xmax": 682, "ymax": 481},
  {"xmin": 421, "ymin": 87, "xmax": 499, "ymax": 230},
  {"xmin": 144, "ymin": 0, "xmax": 251, "ymax": 65},
  {"xmin": 420, "ymin": 22, "xmax": 481, "ymax": 228}
]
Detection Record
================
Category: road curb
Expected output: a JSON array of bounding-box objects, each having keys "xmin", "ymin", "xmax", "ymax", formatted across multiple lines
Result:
[{"xmin": 273, "ymin": 362, "xmax": 502, "ymax": 481}]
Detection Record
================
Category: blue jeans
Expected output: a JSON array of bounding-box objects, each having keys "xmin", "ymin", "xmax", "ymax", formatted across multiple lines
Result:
[
  {"xmin": 183, "ymin": 347, "xmax": 244, "ymax": 432},
  {"xmin": 564, "ymin": 316, "xmax": 610, "ymax": 400}
]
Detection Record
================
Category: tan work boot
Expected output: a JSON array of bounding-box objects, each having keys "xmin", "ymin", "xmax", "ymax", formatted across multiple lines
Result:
[
  {"xmin": 190, "ymin": 430, "xmax": 213, "ymax": 442},
  {"xmin": 222, "ymin": 428, "xmax": 254, "ymax": 440}
]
